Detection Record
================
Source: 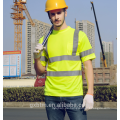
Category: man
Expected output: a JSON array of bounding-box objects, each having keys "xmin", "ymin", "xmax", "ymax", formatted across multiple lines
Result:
[{"xmin": 33, "ymin": 0, "xmax": 96, "ymax": 120}]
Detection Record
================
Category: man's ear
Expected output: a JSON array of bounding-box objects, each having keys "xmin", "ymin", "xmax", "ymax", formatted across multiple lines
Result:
[{"xmin": 65, "ymin": 9, "xmax": 67, "ymax": 17}]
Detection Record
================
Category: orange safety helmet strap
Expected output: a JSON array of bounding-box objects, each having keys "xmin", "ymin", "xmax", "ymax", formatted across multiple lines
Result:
[{"xmin": 45, "ymin": 0, "xmax": 68, "ymax": 12}]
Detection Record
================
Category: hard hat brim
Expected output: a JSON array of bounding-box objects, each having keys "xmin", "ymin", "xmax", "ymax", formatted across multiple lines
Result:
[{"xmin": 45, "ymin": 6, "xmax": 68, "ymax": 12}]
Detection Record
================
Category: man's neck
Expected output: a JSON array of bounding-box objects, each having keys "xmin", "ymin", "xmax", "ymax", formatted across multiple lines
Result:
[{"xmin": 53, "ymin": 22, "xmax": 68, "ymax": 31}]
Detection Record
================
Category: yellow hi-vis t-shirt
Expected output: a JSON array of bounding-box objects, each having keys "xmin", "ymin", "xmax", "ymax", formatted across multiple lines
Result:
[{"xmin": 37, "ymin": 26, "xmax": 96, "ymax": 97}]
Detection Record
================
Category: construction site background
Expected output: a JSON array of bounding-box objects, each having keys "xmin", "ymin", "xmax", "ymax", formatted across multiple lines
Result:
[{"xmin": 3, "ymin": 64, "xmax": 117, "ymax": 88}]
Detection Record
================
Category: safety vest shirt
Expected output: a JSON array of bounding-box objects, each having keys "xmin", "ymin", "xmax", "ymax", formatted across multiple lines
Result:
[{"xmin": 37, "ymin": 26, "xmax": 96, "ymax": 97}]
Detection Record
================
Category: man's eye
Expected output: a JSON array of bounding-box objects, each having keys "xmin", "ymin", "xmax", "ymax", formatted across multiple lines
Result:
[
  {"xmin": 57, "ymin": 12, "xmax": 61, "ymax": 14},
  {"xmin": 51, "ymin": 13, "xmax": 55, "ymax": 16}
]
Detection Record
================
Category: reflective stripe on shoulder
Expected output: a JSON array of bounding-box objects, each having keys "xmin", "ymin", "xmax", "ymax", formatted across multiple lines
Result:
[
  {"xmin": 43, "ymin": 35, "xmax": 49, "ymax": 57},
  {"xmin": 80, "ymin": 49, "xmax": 94, "ymax": 58},
  {"xmin": 49, "ymin": 55, "xmax": 80, "ymax": 63},
  {"xmin": 47, "ymin": 70, "xmax": 82, "ymax": 76},
  {"xmin": 72, "ymin": 30, "xmax": 79, "ymax": 56}
]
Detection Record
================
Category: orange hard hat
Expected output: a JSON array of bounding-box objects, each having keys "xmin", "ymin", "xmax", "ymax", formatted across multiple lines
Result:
[{"xmin": 45, "ymin": 0, "xmax": 68, "ymax": 12}]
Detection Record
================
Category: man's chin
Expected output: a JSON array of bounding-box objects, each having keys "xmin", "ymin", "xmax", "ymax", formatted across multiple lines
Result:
[{"xmin": 54, "ymin": 23, "xmax": 62, "ymax": 27}]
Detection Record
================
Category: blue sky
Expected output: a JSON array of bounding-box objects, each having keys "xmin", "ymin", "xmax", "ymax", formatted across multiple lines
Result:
[{"xmin": 3, "ymin": 0, "xmax": 117, "ymax": 73}]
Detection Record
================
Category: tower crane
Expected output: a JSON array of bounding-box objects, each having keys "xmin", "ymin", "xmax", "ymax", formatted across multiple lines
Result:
[
  {"xmin": 90, "ymin": 1, "xmax": 107, "ymax": 67},
  {"xmin": 11, "ymin": 0, "xmax": 35, "ymax": 51}
]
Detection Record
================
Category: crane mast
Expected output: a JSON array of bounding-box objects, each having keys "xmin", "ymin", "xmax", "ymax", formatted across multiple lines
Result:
[
  {"xmin": 11, "ymin": 0, "xmax": 25, "ymax": 51},
  {"xmin": 11, "ymin": 0, "xmax": 35, "ymax": 51},
  {"xmin": 90, "ymin": 1, "xmax": 107, "ymax": 67}
]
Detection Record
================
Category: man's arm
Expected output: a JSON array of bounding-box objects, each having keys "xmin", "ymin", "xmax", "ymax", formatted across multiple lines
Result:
[
  {"xmin": 34, "ymin": 57, "xmax": 46, "ymax": 76},
  {"xmin": 83, "ymin": 60, "xmax": 94, "ymax": 95}
]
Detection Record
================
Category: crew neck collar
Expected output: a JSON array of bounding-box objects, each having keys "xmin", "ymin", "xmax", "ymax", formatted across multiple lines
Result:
[{"xmin": 52, "ymin": 26, "xmax": 70, "ymax": 34}]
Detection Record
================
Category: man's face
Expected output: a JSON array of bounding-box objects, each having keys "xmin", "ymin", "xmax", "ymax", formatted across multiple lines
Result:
[{"xmin": 49, "ymin": 9, "xmax": 66, "ymax": 27}]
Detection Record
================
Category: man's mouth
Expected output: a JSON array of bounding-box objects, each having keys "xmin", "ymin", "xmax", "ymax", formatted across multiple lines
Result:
[{"xmin": 55, "ymin": 21, "xmax": 60, "ymax": 23}]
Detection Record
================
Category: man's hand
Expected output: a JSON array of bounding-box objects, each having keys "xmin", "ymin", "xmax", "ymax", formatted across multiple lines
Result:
[
  {"xmin": 33, "ymin": 43, "xmax": 46, "ymax": 59},
  {"xmin": 82, "ymin": 94, "xmax": 94, "ymax": 111}
]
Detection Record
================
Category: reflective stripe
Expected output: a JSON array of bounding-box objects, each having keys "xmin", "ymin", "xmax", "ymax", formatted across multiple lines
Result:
[
  {"xmin": 47, "ymin": 70, "xmax": 82, "ymax": 76},
  {"xmin": 72, "ymin": 30, "xmax": 79, "ymax": 56},
  {"xmin": 45, "ymin": 43, "xmax": 48, "ymax": 56},
  {"xmin": 80, "ymin": 49, "xmax": 94, "ymax": 58},
  {"xmin": 44, "ymin": 35, "xmax": 49, "ymax": 57},
  {"xmin": 40, "ymin": 56, "xmax": 48, "ymax": 62},
  {"xmin": 44, "ymin": 30, "xmax": 80, "ymax": 61},
  {"xmin": 49, "ymin": 55, "xmax": 80, "ymax": 63}
]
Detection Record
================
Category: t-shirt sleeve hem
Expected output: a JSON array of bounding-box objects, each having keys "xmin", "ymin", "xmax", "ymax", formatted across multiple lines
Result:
[
  {"xmin": 81, "ymin": 54, "xmax": 96, "ymax": 63},
  {"xmin": 40, "ymin": 61, "xmax": 46, "ymax": 67}
]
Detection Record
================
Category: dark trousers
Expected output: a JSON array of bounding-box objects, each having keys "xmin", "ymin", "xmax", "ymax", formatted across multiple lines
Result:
[{"xmin": 45, "ymin": 95, "xmax": 87, "ymax": 120}]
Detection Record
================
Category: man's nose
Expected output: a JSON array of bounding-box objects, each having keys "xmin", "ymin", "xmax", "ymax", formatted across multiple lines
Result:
[{"xmin": 55, "ymin": 14, "xmax": 59, "ymax": 19}]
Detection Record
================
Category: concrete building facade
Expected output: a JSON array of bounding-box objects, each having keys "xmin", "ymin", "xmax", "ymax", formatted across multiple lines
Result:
[
  {"xmin": 100, "ymin": 41, "xmax": 114, "ymax": 67},
  {"xmin": 25, "ymin": 19, "xmax": 51, "ymax": 74},
  {"xmin": 100, "ymin": 52, "xmax": 114, "ymax": 67},
  {"xmin": 75, "ymin": 20, "xmax": 95, "ymax": 68},
  {"xmin": 102, "ymin": 41, "xmax": 113, "ymax": 52}
]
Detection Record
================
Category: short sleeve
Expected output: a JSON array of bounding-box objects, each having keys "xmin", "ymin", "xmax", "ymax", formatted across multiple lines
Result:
[
  {"xmin": 33, "ymin": 36, "xmax": 48, "ymax": 66},
  {"xmin": 78, "ymin": 31, "xmax": 96, "ymax": 63}
]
